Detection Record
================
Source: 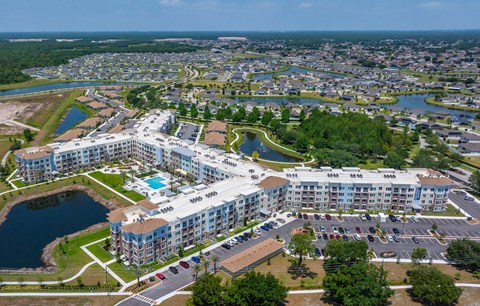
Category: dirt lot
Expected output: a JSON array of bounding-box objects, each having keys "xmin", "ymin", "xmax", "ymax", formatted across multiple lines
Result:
[{"xmin": 0, "ymin": 93, "xmax": 68, "ymax": 134}]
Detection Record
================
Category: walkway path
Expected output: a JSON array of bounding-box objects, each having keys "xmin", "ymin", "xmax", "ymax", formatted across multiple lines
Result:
[
  {"xmin": 85, "ymin": 172, "xmax": 137, "ymax": 205},
  {"xmin": 2, "ymin": 139, "xmax": 24, "ymax": 167}
]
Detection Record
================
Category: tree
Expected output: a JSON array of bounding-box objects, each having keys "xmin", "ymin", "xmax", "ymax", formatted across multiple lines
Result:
[
  {"xmin": 9, "ymin": 139, "xmax": 21, "ymax": 151},
  {"xmin": 224, "ymin": 271, "xmax": 287, "ymax": 306},
  {"xmin": 446, "ymin": 239, "xmax": 480, "ymax": 271},
  {"xmin": 324, "ymin": 240, "xmax": 368, "ymax": 271},
  {"xmin": 409, "ymin": 266, "xmax": 462, "ymax": 306},
  {"xmin": 133, "ymin": 267, "xmax": 143, "ymax": 287},
  {"xmin": 190, "ymin": 104, "xmax": 198, "ymax": 119},
  {"xmin": 288, "ymin": 233, "xmax": 315, "ymax": 267},
  {"xmin": 431, "ymin": 223, "xmax": 438, "ymax": 232},
  {"xmin": 202, "ymin": 259, "xmax": 210, "ymax": 274},
  {"xmin": 261, "ymin": 110, "xmax": 274, "ymax": 126},
  {"xmin": 469, "ymin": 170, "xmax": 480, "ymax": 192},
  {"xmin": 178, "ymin": 102, "xmax": 188, "ymax": 116},
  {"xmin": 211, "ymin": 254, "xmax": 220, "ymax": 273},
  {"xmin": 384, "ymin": 152, "xmax": 405, "ymax": 169},
  {"xmin": 251, "ymin": 150, "xmax": 260, "ymax": 161},
  {"xmin": 23, "ymin": 128, "xmax": 34, "ymax": 142},
  {"xmin": 193, "ymin": 264, "xmax": 202, "ymax": 279},
  {"xmin": 191, "ymin": 273, "xmax": 224, "ymax": 306},
  {"xmin": 323, "ymin": 262, "xmax": 393, "ymax": 306},
  {"xmin": 281, "ymin": 108, "xmax": 290, "ymax": 123},
  {"xmin": 411, "ymin": 247, "xmax": 428, "ymax": 266},
  {"xmin": 299, "ymin": 108, "xmax": 306, "ymax": 122},
  {"xmin": 203, "ymin": 105, "xmax": 212, "ymax": 120},
  {"xmin": 246, "ymin": 111, "xmax": 258, "ymax": 123}
]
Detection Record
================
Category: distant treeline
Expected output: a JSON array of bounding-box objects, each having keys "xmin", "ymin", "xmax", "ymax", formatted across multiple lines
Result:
[{"xmin": 0, "ymin": 40, "xmax": 201, "ymax": 85}]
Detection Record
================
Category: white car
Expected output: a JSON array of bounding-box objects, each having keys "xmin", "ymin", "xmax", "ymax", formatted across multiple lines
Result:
[
  {"xmin": 354, "ymin": 234, "xmax": 361, "ymax": 241},
  {"xmin": 386, "ymin": 235, "xmax": 393, "ymax": 242},
  {"xmin": 320, "ymin": 214, "xmax": 325, "ymax": 220},
  {"xmin": 253, "ymin": 229, "xmax": 262, "ymax": 235},
  {"xmin": 359, "ymin": 214, "xmax": 366, "ymax": 221},
  {"xmin": 410, "ymin": 216, "xmax": 418, "ymax": 223},
  {"xmin": 332, "ymin": 226, "xmax": 338, "ymax": 233},
  {"xmin": 228, "ymin": 239, "xmax": 238, "ymax": 245}
]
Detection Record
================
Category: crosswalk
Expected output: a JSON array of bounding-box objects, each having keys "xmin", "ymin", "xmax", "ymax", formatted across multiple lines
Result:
[{"xmin": 133, "ymin": 294, "xmax": 155, "ymax": 305}]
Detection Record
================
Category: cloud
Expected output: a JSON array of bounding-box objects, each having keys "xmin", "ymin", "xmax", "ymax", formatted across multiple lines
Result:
[
  {"xmin": 159, "ymin": 0, "xmax": 183, "ymax": 6},
  {"xmin": 299, "ymin": 2, "xmax": 313, "ymax": 9},
  {"xmin": 418, "ymin": 1, "xmax": 445, "ymax": 9}
]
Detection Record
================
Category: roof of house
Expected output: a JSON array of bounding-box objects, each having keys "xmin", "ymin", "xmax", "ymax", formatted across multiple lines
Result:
[
  {"xmin": 221, "ymin": 238, "xmax": 284, "ymax": 274},
  {"xmin": 206, "ymin": 120, "xmax": 227, "ymax": 133},
  {"xmin": 258, "ymin": 176, "xmax": 290, "ymax": 189},
  {"xmin": 107, "ymin": 208, "xmax": 128, "ymax": 223},
  {"xmin": 87, "ymin": 101, "xmax": 107, "ymax": 109},
  {"xmin": 78, "ymin": 117, "xmax": 102, "ymax": 128},
  {"xmin": 126, "ymin": 110, "xmax": 139, "ymax": 118},
  {"xmin": 75, "ymin": 96, "xmax": 93, "ymax": 103},
  {"xmin": 204, "ymin": 132, "xmax": 226, "ymax": 146},
  {"xmin": 109, "ymin": 124, "xmax": 124, "ymax": 134},
  {"xmin": 138, "ymin": 199, "xmax": 158, "ymax": 211},
  {"xmin": 122, "ymin": 218, "xmax": 168, "ymax": 234},
  {"xmin": 55, "ymin": 128, "xmax": 85, "ymax": 142},
  {"xmin": 96, "ymin": 108, "xmax": 115, "ymax": 117}
]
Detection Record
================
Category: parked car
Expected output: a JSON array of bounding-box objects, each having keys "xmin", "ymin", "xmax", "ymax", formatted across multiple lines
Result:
[
  {"xmin": 369, "ymin": 227, "xmax": 376, "ymax": 234},
  {"xmin": 260, "ymin": 225, "xmax": 269, "ymax": 231},
  {"xmin": 339, "ymin": 227, "xmax": 345, "ymax": 234},
  {"xmin": 320, "ymin": 225, "xmax": 326, "ymax": 232},
  {"xmin": 345, "ymin": 227, "xmax": 351, "ymax": 234},
  {"xmin": 169, "ymin": 266, "xmax": 179, "ymax": 274},
  {"xmin": 388, "ymin": 214, "xmax": 397, "ymax": 222},
  {"xmin": 234, "ymin": 236, "xmax": 244, "ymax": 243},
  {"xmin": 355, "ymin": 227, "xmax": 362, "ymax": 234},
  {"xmin": 465, "ymin": 196, "xmax": 474, "ymax": 201},
  {"xmin": 367, "ymin": 235, "xmax": 374, "ymax": 242},
  {"xmin": 298, "ymin": 213, "xmax": 303, "ymax": 219},
  {"xmin": 314, "ymin": 214, "xmax": 320, "ymax": 220},
  {"xmin": 191, "ymin": 256, "xmax": 201, "ymax": 264},
  {"xmin": 322, "ymin": 233, "xmax": 329, "ymax": 240},
  {"xmin": 392, "ymin": 228, "xmax": 400, "ymax": 235},
  {"xmin": 229, "ymin": 239, "xmax": 238, "ymax": 245},
  {"xmin": 320, "ymin": 214, "xmax": 325, "ymax": 220},
  {"xmin": 221, "ymin": 243, "xmax": 231, "ymax": 250},
  {"xmin": 332, "ymin": 226, "xmax": 338, "ymax": 233},
  {"xmin": 242, "ymin": 233, "xmax": 249, "ymax": 241},
  {"xmin": 276, "ymin": 218, "xmax": 286, "ymax": 224},
  {"xmin": 329, "ymin": 233, "xmax": 335, "ymax": 240},
  {"xmin": 325, "ymin": 214, "xmax": 332, "ymax": 221},
  {"xmin": 386, "ymin": 235, "xmax": 393, "ymax": 242},
  {"xmin": 365, "ymin": 213, "xmax": 372, "ymax": 221},
  {"xmin": 179, "ymin": 261, "xmax": 190, "ymax": 269},
  {"xmin": 342, "ymin": 235, "xmax": 349, "ymax": 241},
  {"xmin": 156, "ymin": 273, "xmax": 166, "ymax": 280},
  {"xmin": 253, "ymin": 229, "xmax": 261, "ymax": 235},
  {"xmin": 410, "ymin": 216, "xmax": 418, "ymax": 223},
  {"xmin": 303, "ymin": 213, "xmax": 308, "ymax": 219},
  {"xmin": 359, "ymin": 214, "xmax": 366, "ymax": 221},
  {"xmin": 412, "ymin": 236, "xmax": 420, "ymax": 244},
  {"xmin": 354, "ymin": 233, "xmax": 361, "ymax": 241},
  {"xmin": 335, "ymin": 234, "xmax": 341, "ymax": 240},
  {"xmin": 315, "ymin": 248, "xmax": 321, "ymax": 256},
  {"xmin": 393, "ymin": 235, "xmax": 400, "ymax": 242}
]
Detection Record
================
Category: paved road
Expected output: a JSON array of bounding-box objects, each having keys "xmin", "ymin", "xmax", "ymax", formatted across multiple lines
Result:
[
  {"xmin": 117, "ymin": 210, "xmax": 480, "ymax": 306},
  {"xmin": 449, "ymin": 191, "xmax": 480, "ymax": 219},
  {"xmin": 175, "ymin": 122, "xmax": 199, "ymax": 142}
]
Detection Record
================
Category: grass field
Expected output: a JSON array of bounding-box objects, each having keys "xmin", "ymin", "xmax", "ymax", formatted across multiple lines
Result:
[
  {"xmin": 0, "ymin": 175, "xmax": 133, "ymax": 213},
  {"xmin": 0, "ymin": 295, "xmax": 127, "ymax": 306},
  {"xmin": 88, "ymin": 171, "xmax": 145, "ymax": 202},
  {"xmin": 358, "ymin": 159, "xmax": 385, "ymax": 170},
  {"xmin": 0, "ymin": 226, "xmax": 109, "ymax": 282},
  {"xmin": 464, "ymin": 156, "xmax": 480, "ymax": 169},
  {"xmin": 86, "ymin": 241, "xmax": 113, "ymax": 263},
  {"xmin": 107, "ymin": 262, "xmax": 137, "ymax": 283},
  {"xmin": 64, "ymin": 263, "xmax": 118, "ymax": 286}
]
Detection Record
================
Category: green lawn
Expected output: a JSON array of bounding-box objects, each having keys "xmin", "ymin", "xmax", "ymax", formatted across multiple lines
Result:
[
  {"xmin": 358, "ymin": 159, "xmax": 385, "ymax": 170},
  {"xmin": 232, "ymin": 221, "xmax": 260, "ymax": 234},
  {"xmin": 421, "ymin": 204, "xmax": 464, "ymax": 217},
  {"xmin": 0, "ymin": 226, "xmax": 110, "ymax": 282},
  {"xmin": 89, "ymin": 171, "xmax": 145, "ymax": 202},
  {"xmin": 86, "ymin": 241, "xmax": 113, "ymax": 263},
  {"xmin": 11, "ymin": 180, "xmax": 26, "ymax": 188},
  {"xmin": 107, "ymin": 262, "xmax": 137, "ymax": 282}
]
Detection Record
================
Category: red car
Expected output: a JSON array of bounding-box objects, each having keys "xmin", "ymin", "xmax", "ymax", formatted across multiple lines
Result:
[
  {"xmin": 155, "ymin": 273, "xmax": 166, "ymax": 280},
  {"xmin": 179, "ymin": 261, "xmax": 190, "ymax": 269},
  {"xmin": 355, "ymin": 227, "xmax": 362, "ymax": 234},
  {"xmin": 329, "ymin": 233, "xmax": 335, "ymax": 240},
  {"xmin": 325, "ymin": 214, "xmax": 331, "ymax": 221},
  {"xmin": 335, "ymin": 234, "xmax": 341, "ymax": 240},
  {"xmin": 303, "ymin": 213, "xmax": 308, "ymax": 219}
]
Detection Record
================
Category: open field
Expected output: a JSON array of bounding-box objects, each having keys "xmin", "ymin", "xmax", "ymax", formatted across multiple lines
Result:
[
  {"xmin": 89, "ymin": 171, "xmax": 145, "ymax": 202},
  {"xmin": 0, "ymin": 296, "xmax": 126, "ymax": 306},
  {"xmin": 464, "ymin": 156, "xmax": 480, "ymax": 169},
  {"xmin": 64, "ymin": 263, "xmax": 118, "ymax": 286}
]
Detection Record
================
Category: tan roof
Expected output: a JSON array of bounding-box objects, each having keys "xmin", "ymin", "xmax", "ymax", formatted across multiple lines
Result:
[
  {"xmin": 418, "ymin": 175, "xmax": 453, "ymax": 186},
  {"xmin": 78, "ymin": 117, "xmax": 102, "ymax": 128},
  {"xmin": 122, "ymin": 218, "xmax": 168, "ymax": 234},
  {"xmin": 258, "ymin": 176, "xmax": 290, "ymax": 189},
  {"xmin": 204, "ymin": 132, "xmax": 225, "ymax": 145},
  {"xmin": 22, "ymin": 151, "xmax": 51, "ymax": 160},
  {"xmin": 75, "ymin": 96, "xmax": 93, "ymax": 103},
  {"xmin": 103, "ymin": 92, "xmax": 123, "ymax": 99},
  {"xmin": 221, "ymin": 238, "xmax": 284, "ymax": 274},
  {"xmin": 126, "ymin": 110, "xmax": 139, "ymax": 118},
  {"xmin": 55, "ymin": 128, "xmax": 85, "ymax": 141},
  {"xmin": 109, "ymin": 124, "xmax": 124, "ymax": 134},
  {"xmin": 206, "ymin": 120, "xmax": 227, "ymax": 133},
  {"xmin": 96, "ymin": 108, "xmax": 115, "ymax": 117},
  {"xmin": 138, "ymin": 199, "xmax": 158, "ymax": 211},
  {"xmin": 107, "ymin": 208, "xmax": 128, "ymax": 223},
  {"xmin": 87, "ymin": 101, "xmax": 107, "ymax": 110}
]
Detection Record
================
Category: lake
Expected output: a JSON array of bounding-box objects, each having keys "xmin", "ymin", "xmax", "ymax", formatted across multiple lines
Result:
[
  {"xmin": 240, "ymin": 132, "xmax": 301, "ymax": 163},
  {"xmin": 392, "ymin": 94, "xmax": 478, "ymax": 117},
  {"xmin": 0, "ymin": 81, "xmax": 140, "ymax": 97},
  {"xmin": 252, "ymin": 66, "xmax": 345, "ymax": 81},
  {"xmin": 54, "ymin": 106, "xmax": 88, "ymax": 134},
  {"xmin": 0, "ymin": 191, "xmax": 109, "ymax": 269}
]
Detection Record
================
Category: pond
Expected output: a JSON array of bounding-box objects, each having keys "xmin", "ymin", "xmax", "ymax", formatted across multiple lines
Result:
[
  {"xmin": 239, "ymin": 132, "xmax": 301, "ymax": 163},
  {"xmin": 392, "ymin": 94, "xmax": 478, "ymax": 117},
  {"xmin": 0, "ymin": 81, "xmax": 140, "ymax": 97},
  {"xmin": 0, "ymin": 191, "xmax": 109, "ymax": 269},
  {"xmin": 252, "ymin": 66, "xmax": 345, "ymax": 80},
  {"xmin": 54, "ymin": 106, "xmax": 88, "ymax": 135}
]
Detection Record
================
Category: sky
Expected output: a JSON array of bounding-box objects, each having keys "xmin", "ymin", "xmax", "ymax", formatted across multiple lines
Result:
[{"xmin": 1, "ymin": 0, "xmax": 480, "ymax": 32}]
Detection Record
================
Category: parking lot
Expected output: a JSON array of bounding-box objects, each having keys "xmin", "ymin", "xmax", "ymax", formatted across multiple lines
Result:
[{"xmin": 175, "ymin": 122, "xmax": 201, "ymax": 142}]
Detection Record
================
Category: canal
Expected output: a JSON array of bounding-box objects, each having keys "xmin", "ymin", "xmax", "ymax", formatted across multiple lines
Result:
[
  {"xmin": 239, "ymin": 132, "xmax": 301, "ymax": 163},
  {"xmin": 54, "ymin": 106, "xmax": 89, "ymax": 134},
  {"xmin": 0, "ymin": 191, "xmax": 109, "ymax": 269}
]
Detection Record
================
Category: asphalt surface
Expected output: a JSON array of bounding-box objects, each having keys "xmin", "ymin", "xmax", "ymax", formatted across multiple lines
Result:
[
  {"xmin": 449, "ymin": 191, "xmax": 480, "ymax": 219},
  {"xmin": 175, "ymin": 122, "xmax": 199, "ymax": 142},
  {"xmin": 117, "ymin": 210, "xmax": 480, "ymax": 306}
]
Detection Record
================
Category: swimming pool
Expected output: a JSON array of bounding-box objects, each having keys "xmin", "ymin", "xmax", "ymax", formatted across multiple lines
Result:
[{"xmin": 144, "ymin": 177, "xmax": 166, "ymax": 189}]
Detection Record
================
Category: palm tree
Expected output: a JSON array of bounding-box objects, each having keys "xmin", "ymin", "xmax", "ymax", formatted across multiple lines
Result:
[
  {"xmin": 252, "ymin": 150, "xmax": 260, "ymax": 161},
  {"xmin": 211, "ymin": 255, "xmax": 220, "ymax": 273},
  {"xmin": 133, "ymin": 267, "xmax": 143, "ymax": 287},
  {"xmin": 193, "ymin": 264, "xmax": 202, "ymax": 279},
  {"xmin": 202, "ymin": 259, "xmax": 211, "ymax": 274}
]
